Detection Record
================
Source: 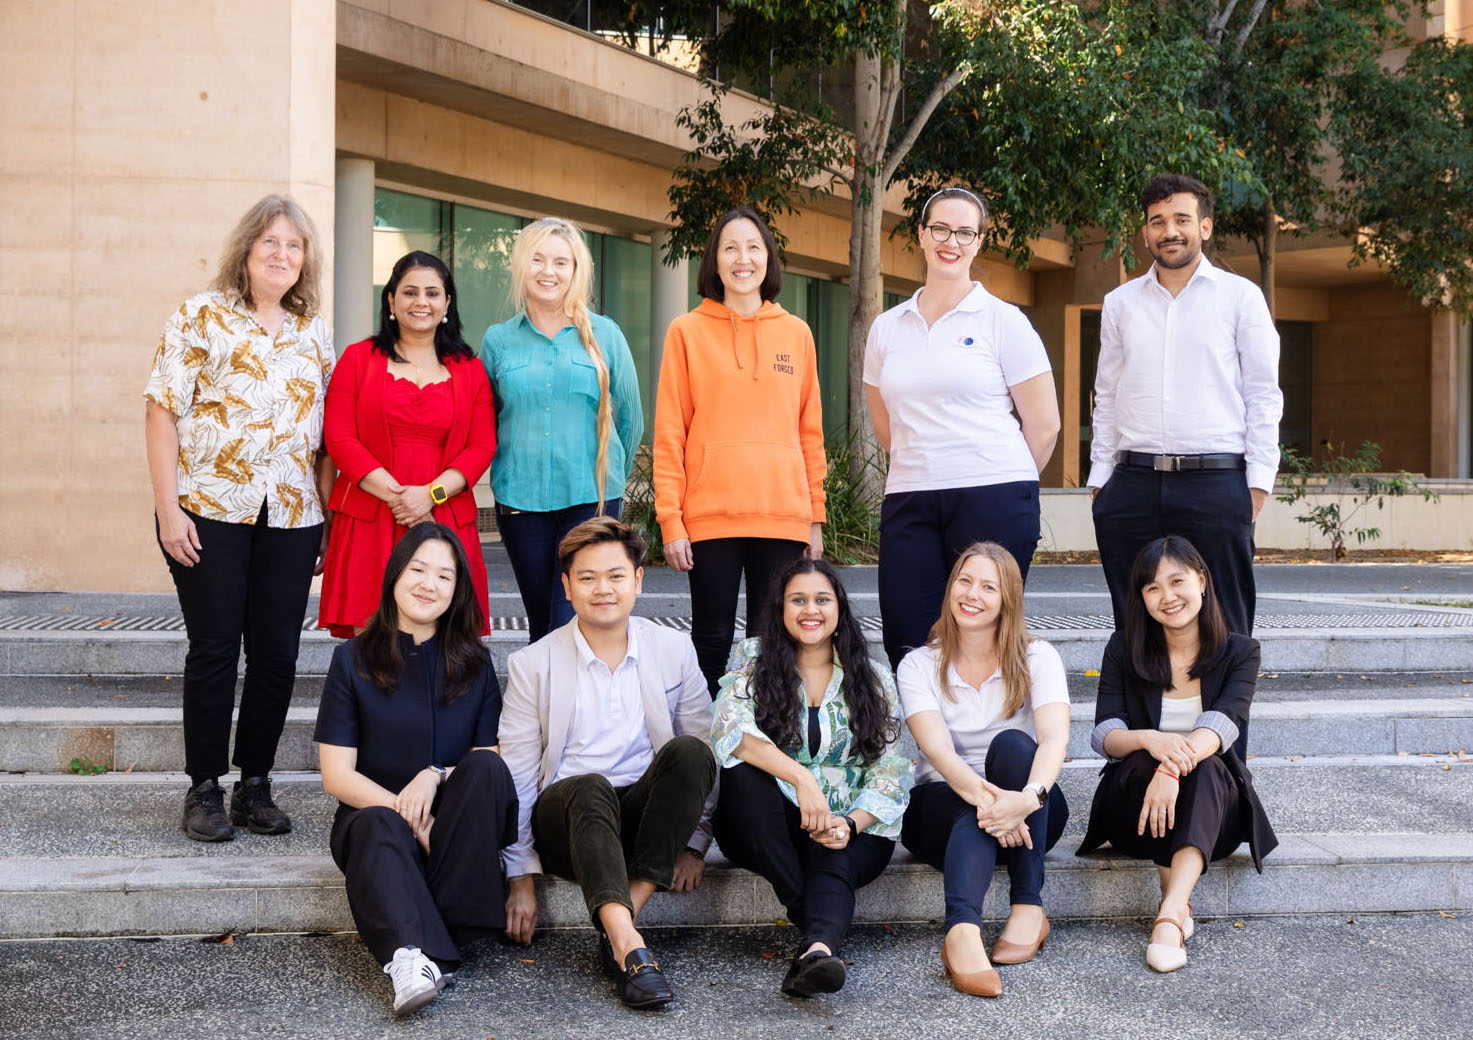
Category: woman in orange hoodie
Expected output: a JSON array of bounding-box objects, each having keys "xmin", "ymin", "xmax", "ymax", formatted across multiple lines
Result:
[{"xmin": 654, "ymin": 208, "xmax": 827, "ymax": 695}]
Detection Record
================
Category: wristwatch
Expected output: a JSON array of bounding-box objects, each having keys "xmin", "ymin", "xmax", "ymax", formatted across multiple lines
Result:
[
  {"xmin": 429, "ymin": 765, "xmax": 448, "ymax": 784},
  {"xmin": 429, "ymin": 483, "xmax": 448, "ymax": 505},
  {"xmin": 1026, "ymin": 782, "xmax": 1048, "ymax": 807}
]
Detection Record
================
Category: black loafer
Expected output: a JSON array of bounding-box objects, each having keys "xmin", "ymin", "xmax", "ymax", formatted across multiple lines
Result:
[
  {"xmin": 781, "ymin": 950, "xmax": 847, "ymax": 997},
  {"xmin": 615, "ymin": 947, "xmax": 674, "ymax": 1009}
]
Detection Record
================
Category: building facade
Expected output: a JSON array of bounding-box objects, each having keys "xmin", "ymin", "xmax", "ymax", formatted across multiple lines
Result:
[{"xmin": 2, "ymin": 0, "xmax": 1469, "ymax": 591}]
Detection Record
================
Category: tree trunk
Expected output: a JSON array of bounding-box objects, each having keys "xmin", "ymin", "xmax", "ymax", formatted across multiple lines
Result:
[
  {"xmin": 1259, "ymin": 193, "xmax": 1277, "ymax": 319},
  {"xmin": 846, "ymin": 46, "xmax": 888, "ymax": 502}
]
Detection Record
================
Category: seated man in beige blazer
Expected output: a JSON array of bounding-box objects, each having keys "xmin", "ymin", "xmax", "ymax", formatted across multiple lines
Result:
[{"xmin": 498, "ymin": 515, "xmax": 717, "ymax": 1010}]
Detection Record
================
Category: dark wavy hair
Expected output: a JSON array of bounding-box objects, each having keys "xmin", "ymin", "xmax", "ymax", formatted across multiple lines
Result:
[
  {"xmin": 747, "ymin": 558, "xmax": 898, "ymax": 766},
  {"xmin": 1141, "ymin": 173, "xmax": 1214, "ymax": 221},
  {"xmin": 371, "ymin": 251, "xmax": 475, "ymax": 363},
  {"xmin": 1124, "ymin": 535, "xmax": 1229, "ymax": 691},
  {"xmin": 353, "ymin": 522, "xmax": 488, "ymax": 704}
]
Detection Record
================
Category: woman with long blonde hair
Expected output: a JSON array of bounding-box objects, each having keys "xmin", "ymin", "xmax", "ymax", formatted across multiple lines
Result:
[
  {"xmin": 480, "ymin": 217, "xmax": 643, "ymax": 642},
  {"xmin": 897, "ymin": 542, "xmax": 1070, "ymax": 997}
]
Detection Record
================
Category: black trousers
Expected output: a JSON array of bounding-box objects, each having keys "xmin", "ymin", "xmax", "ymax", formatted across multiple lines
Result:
[
  {"xmin": 1091, "ymin": 749, "xmax": 1242, "ymax": 868},
  {"xmin": 878, "ymin": 482, "xmax": 1040, "ymax": 671},
  {"xmin": 688, "ymin": 537, "xmax": 807, "ymax": 695},
  {"xmin": 532, "ymin": 735, "xmax": 717, "ymax": 924},
  {"xmin": 901, "ymin": 730, "xmax": 1068, "ymax": 930},
  {"xmin": 1092, "ymin": 466, "xmax": 1256, "ymax": 635},
  {"xmin": 497, "ymin": 499, "xmax": 622, "ymax": 644},
  {"xmin": 714, "ymin": 762, "xmax": 895, "ymax": 955},
  {"xmin": 159, "ymin": 502, "xmax": 321, "ymax": 785},
  {"xmin": 330, "ymin": 750, "xmax": 518, "ymax": 968}
]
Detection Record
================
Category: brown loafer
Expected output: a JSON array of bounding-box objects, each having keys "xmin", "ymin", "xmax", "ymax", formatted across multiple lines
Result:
[
  {"xmin": 991, "ymin": 913, "xmax": 1050, "ymax": 965},
  {"xmin": 940, "ymin": 945, "xmax": 1002, "ymax": 997}
]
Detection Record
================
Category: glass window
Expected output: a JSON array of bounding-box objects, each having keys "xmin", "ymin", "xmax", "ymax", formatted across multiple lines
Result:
[
  {"xmin": 813, "ymin": 280, "xmax": 850, "ymax": 443},
  {"xmin": 454, "ymin": 205, "xmax": 523, "ymax": 351},
  {"xmin": 373, "ymin": 189, "xmax": 450, "ymax": 338},
  {"xmin": 1277, "ymin": 320, "xmax": 1314, "ymax": 458},
  {"xmin": 599, "ymin": 236, "xmax": 655, "ymax": 438}
]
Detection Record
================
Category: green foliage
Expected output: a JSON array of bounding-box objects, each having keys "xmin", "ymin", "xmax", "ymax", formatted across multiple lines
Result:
[
  {"xmin": 67, "ymin": 755, "xmax": 106, "ymax": 776},
  {"xmin": 619, "ymin": 435, "xmax": 883, "ymax": 567},
  {"xmin": 1331, "ymin": 37, "xmax": 1473, "ymax": 317},
  {"xmin": 1275, "ymin": 441, "xmax": 1440, "ymax": 561},
  {"xmin": 665, "ymin": 81, "xmax": 850, "ymax": 264}
]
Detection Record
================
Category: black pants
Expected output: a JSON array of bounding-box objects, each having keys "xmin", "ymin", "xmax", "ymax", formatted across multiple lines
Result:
[
  {"xmin": 330, "ymin": 750, "xmax": 518, "ymax": 968},
  {"xmin": 1091, "ymin": 749, "xmax": 1242, "ymax": 868},
  {"xmin": 159, "ymin": 502, "xmax": 321, "ymax": 785},
  {"xmin": 714, "ymin": 762, "xmax": 895, "ymax": 955},
  {"xmin": 688, "ymin": 537, "xmax": 807, "ymax": 695},
  {"xmin": 878, "ymin": 482, "xmax": 1040, "ymax": 671},
  {"xmin": 497, "ymin": 499, "xmax": 622, "ymax": 644},
  {"xmin": 901, "ymin": 730, "xmax": 1068, "ymax": 931},
  {"xmin": 532, "ymin": 735, "xmax": 717, "ymax": 924},
  {"xmin": 1092, "ymin": 466, "xmax": 1256, "ymax": 635}
]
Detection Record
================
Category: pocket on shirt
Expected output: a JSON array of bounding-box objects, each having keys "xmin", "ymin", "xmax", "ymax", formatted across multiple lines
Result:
[
  {"xmin": 569, "ymin": 355, "xmax": 602, "ymax": 400},
  {"xmin": 686, "ymin": 442, "xmax": 810, "ymax": 522}
]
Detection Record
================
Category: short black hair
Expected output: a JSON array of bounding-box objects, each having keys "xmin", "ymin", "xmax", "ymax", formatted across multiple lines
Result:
[
  {"xmin": 558, "ymin": 515, "xmax": 646, "ymax": 574},
  {"xmin": 1141, "ymin": 174, "xmax": 1214, "ymax": 221},
  {"xmin": 695, "ymin": 207, "xmax": 783, "ymax": 303}
]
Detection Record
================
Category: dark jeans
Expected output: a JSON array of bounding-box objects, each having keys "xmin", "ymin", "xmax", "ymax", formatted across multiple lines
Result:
[
  {"xmin": 714, "ymin": 762, "xmax": 895, "ymax": 955},
  {"xmin": 1092, "ymin": 749, "xmax": 1242, "ymax": 868},
  {"xmin": 878, "ymin": 482, "xmax": 1041, "ymax": 671},
  {"xmin": 901, "ymin": 730, "xmax": 1068, "ymax": 931},
  {"xmin": 159, "ymin": 502, "xmax": 320, "ymax": 785},
  {"xmin": 498, "ymin": 499, "xmax": 622, "ymax": 644},
  {"xmin": 331, "ymin": 750, "xmax": 518, "ymax": 968},
  {"xmin": 532, "ymin": 735, "xmax": 716, "ymax": 924},
  {"xmin": 1092, "ymin": 466, "xmax": 1256, "ymax": 635},
  {"xmin": 688, "ymin": 536, "xmax": 807, "ymax": 695}
]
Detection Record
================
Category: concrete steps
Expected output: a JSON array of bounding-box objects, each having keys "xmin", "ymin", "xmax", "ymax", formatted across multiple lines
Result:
[
  {"xmin": 4, "ymin": 620, "xmax": 1473, "ymax": 675},
  {"xmin": 4, "ymin": 697, "xmax": 1470, "ymax": 773},
  {"xmin": 1, "ymin": 757, "xmax": 1468, "ymax": 939}
]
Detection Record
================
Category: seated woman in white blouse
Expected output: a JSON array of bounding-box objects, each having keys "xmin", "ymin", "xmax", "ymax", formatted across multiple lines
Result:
[
  {"xmin": 1077, "ymin": 535, "xmax": 1277, "ymax": 974},
  {"xmin": 898, "ymin": 542, "xmax": 1070, "ymax": 998}
]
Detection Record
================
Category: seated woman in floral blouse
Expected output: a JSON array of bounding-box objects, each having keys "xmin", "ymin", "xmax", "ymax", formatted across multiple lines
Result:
[{"xmin": 711, "ymin": 557, "xmax": 911, "ymax": 998}]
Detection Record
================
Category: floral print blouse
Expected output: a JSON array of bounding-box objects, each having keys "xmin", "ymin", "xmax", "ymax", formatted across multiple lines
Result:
[
  {"xmin": 711, "ymin": 638, "xmax": 912, "ymax": 839},
  {"xmin": 144, "ymin": 290, "xmax": 335, "ymax": 528}
]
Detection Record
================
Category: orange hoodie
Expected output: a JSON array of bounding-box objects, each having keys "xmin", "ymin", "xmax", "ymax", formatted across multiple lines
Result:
[{"xmin": 654, "ymin": 298, "xmax": 827, "ymax": 544}]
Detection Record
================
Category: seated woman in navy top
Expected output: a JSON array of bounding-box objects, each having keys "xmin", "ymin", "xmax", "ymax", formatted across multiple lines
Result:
[
  {"xmin": 314, "ymin": 521, "xmax": 517, "ymax": 1017},
  {"xmin": 1078, "ymin": 535, "xmax": 1277, "ymax": 975}
]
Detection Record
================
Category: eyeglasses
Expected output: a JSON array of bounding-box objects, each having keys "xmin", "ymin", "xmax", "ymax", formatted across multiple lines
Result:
[{"xmin": 924, "ymin": 224, "xmax": 980, "ymax": 247}]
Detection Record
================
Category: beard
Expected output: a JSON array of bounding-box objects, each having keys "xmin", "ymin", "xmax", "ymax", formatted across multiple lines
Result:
[{"xmin": 1149, "ymin": 237, "xmax": 1201, "ymax": 270}]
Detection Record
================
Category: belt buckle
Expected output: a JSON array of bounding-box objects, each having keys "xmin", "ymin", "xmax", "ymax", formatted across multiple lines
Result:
[{"xmin": 1153, "ymin": 454, "xmax": 1183, "ymax": 472}]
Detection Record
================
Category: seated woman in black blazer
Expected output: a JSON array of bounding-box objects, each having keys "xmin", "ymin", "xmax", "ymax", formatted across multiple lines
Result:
[
  {"xmin": 315, "ymin": 522, "xmax": 517, "ymax": 1016},
  {"xmin": 1077, "ymin": 535, "xmax": 1277, "ymax": 974}
]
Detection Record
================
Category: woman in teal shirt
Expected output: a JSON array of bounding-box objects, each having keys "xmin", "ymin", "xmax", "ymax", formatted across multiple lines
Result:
[{"xmin": 481, "ymin": 217, "xmax": 643, "ymax": 642}]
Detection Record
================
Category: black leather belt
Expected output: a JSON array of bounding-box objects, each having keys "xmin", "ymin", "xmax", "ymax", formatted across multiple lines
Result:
[{"xmin": 1116, "ymin": 451, "xmax": 1246, "ymax": 472}]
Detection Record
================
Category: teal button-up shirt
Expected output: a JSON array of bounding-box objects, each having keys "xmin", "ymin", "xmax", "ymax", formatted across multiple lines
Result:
[{"xmin": 480, "ymin": 312, "xmax": 643, "ymax": 512}]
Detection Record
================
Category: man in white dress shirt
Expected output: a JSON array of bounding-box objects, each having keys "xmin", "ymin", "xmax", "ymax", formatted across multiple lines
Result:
[
  {"xmin": 1088, "ymin": 174, "xmax": 1283, "ymax": 634},
  {"xmin": 498, "ymin": 516, "xmax": 717, "ymax": 1009}
]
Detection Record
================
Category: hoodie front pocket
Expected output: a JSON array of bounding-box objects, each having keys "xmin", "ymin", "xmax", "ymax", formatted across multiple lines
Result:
[{"xmin": 685, "ymin": 441, "xmax": 810, "ymax": 521}]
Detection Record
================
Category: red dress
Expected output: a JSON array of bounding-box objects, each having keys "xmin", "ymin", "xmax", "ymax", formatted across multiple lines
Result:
[{"xmin": 319, "ymin": 373, "xmax": 490, "ymax": 637}]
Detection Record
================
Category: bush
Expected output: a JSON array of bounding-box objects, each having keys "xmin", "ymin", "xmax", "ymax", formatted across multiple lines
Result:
[
  {"xmin": 1275, "ymin": 440, "xmax": 1439, "ymax": 560},
  {"xmin": 620, "ymin": 432, "xmax": 885, "ymax": 567}
]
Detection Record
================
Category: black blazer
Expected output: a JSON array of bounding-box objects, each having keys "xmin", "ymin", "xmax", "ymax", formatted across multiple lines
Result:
[{"xmin": 1077, "ymin": 631, "xmax": 1278, "ymax": 871}]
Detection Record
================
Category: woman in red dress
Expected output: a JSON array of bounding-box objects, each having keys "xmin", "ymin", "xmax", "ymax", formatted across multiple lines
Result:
[{"xmin": 319, "ymin": 251, "xmax": 495, "ymax": 637}]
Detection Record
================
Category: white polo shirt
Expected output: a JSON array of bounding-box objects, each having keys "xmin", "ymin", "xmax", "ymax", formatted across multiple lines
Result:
[
  {"xmin": 863, "ymin": 282, "xmax": 1051, "ymax": 495},
  {"xmin": 897, "ymin": 639, "xmax": 1069, "ymax": 786}
]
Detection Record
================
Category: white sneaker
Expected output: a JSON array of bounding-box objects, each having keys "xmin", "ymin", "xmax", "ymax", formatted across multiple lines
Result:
[{"xmin": 383, "ymin": 945, "xmax": 445, "ymax": 1015}]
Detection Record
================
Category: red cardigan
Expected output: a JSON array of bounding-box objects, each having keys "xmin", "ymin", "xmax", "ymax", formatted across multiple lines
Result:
[{"xmin": 324, "ymin": 339, "xmax": 495, "ymax": 528}]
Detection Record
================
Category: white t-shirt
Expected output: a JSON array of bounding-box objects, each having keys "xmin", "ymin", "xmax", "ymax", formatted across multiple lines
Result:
[
  {"xmin": 863, "ymin": 282, "xmax": 1052, "ymax": 495},
  {"xmin": 898, "ymin": 639, "xmax": 1070, "ymax": 786},
  {"xmin": 1158, "ymin": 694, "xmax": 1204, "ymax": 735}
]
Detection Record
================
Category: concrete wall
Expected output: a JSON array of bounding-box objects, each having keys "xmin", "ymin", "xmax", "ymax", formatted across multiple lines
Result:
[
  {"xmin": 1312, "ymin": 285, "xmax": 1433, "ymax": 474},
  {"xmin": 0, "ymin": 0, "xmax": 337, "ymax": 592}
]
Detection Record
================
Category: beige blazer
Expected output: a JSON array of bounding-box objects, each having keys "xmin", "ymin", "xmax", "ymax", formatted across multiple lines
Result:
[{"xmin": 498, "ymin": 616, "xmax": 716, "ymax": 877}]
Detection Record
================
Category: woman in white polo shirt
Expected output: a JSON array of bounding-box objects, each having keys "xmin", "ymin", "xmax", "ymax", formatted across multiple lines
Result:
[
  {"xmin": 864, "ymin": 187, "xmax": 1060, "ymax": 671},
  {"xmin": 898, "ymin": 541, "xmax": 1070, "ymax": 997}
]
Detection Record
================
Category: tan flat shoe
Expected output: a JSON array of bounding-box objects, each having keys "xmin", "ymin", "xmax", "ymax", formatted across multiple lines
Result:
[
  {"xmin": 940, "ymin": 944, "xmax": 1002, "ymax": 997},
  {"xmin": 1145, "ymin": 916, "xmax": 1188, "ymax": 973},
  {"xmin": 991, "ymin": 914, "xmax": 1050, "ymax": 965}
]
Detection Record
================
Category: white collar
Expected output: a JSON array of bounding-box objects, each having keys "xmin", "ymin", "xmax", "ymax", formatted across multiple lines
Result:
[
  {"xmin": 1145, "ymin": 253, "xmax": 1219, "ymax": 296},
  {"xmin": 898, "ymin": 280, "xmax": 993, "ymax": 319},
  {"xmin": 572, "ymin": 618, "xmax": 639, "ymax": 671}
]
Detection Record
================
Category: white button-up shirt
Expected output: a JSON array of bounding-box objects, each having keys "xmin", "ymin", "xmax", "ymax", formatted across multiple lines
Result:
[
  {"xmin": 1087, "ymin": 256, "xmax": 1283, "ymax": 492},
  {"xmin": 553, "ymin": 620, "xmax": 653, "ymax": 787}
]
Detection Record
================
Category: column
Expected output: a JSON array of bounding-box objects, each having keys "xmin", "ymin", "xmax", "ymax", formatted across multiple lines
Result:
[{"xmin": 334, "ymin": 157, "xmax": 376, "ymax": 348}]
